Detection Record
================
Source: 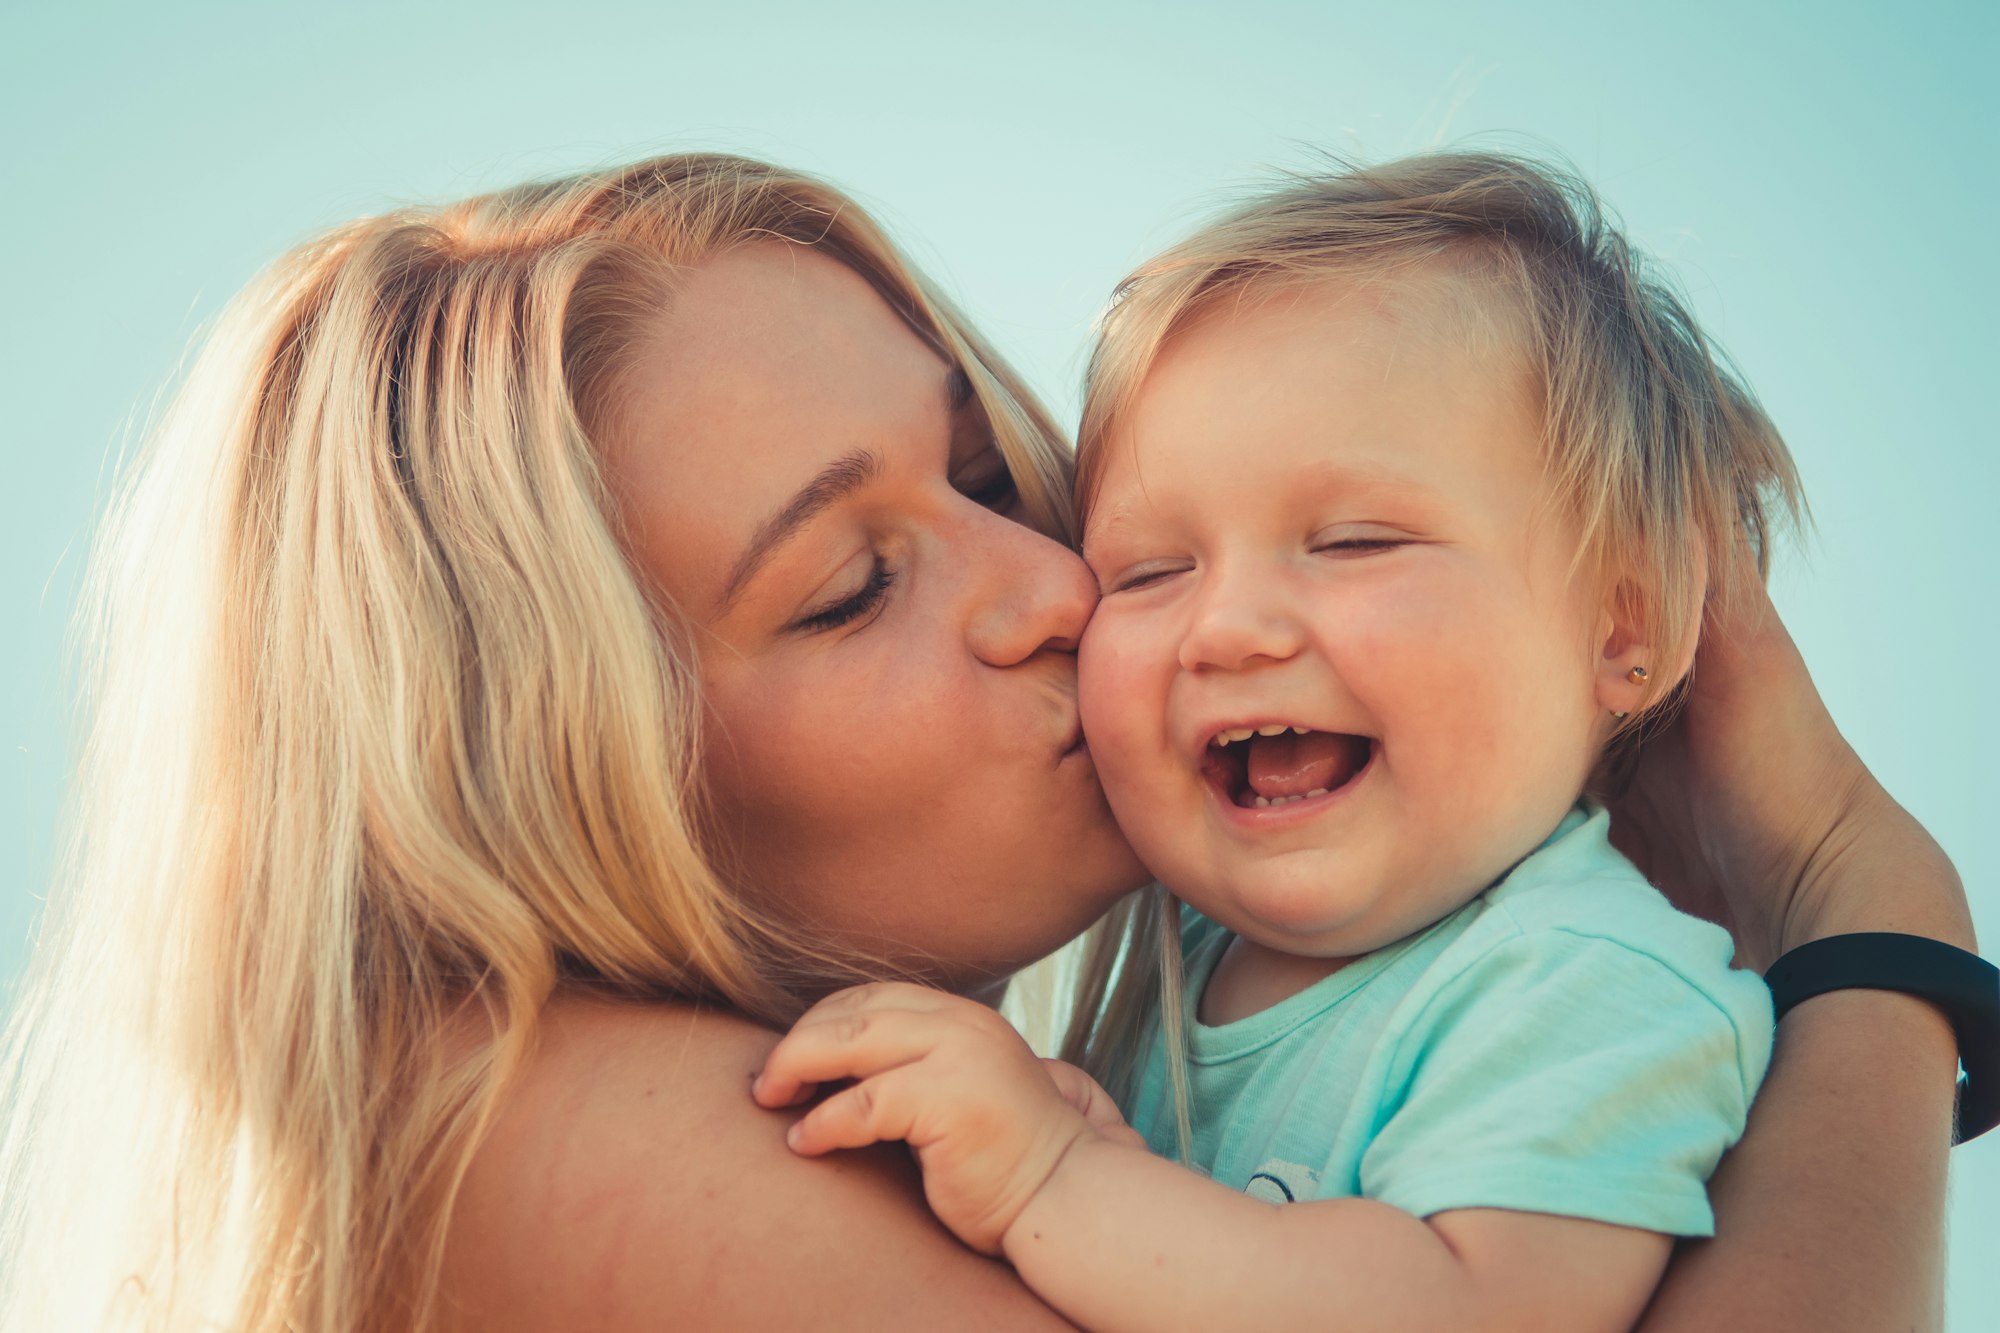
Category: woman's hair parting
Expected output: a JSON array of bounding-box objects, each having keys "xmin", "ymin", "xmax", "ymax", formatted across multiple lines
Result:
[
  {"xmin": 1064, "ymin": 148, "xmax": 1805, "ymax": 1118},
  {"xmin": 0, "ymin": 153, "xmax": 1074, "ymax": 1333}
]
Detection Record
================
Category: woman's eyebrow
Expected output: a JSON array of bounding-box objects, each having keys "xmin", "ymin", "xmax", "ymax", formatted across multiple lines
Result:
[{"xmin": 718, "ymin": 448, "xmax": 883, "ymax": 612}]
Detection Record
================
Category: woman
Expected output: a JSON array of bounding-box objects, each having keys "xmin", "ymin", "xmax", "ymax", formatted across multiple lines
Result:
[{"xmin": 0, "ymin": 154, "xmax": 1972, "ymax": 1331}]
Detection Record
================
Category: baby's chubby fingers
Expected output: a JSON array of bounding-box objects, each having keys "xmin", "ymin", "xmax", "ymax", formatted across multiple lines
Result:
[
  {"xmin": 751, "ymin": 987, "xmax": 968, "ymax": 1109},
  {"xmin": 783, "ymin": 1065, "xmax": 927, "ymax": 1156},
  {"xmin": 752, "ymin": 992, "xmax": 1095, "ymax": 1255},
  {"xmin": 1041, "ymin": 1058, "xmax": 1146, "ymax": 1149}
]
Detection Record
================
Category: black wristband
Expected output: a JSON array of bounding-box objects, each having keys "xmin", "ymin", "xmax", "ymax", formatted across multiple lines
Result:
[{"xmin": 1765, "ymin": 933, "xmax": 1999, "ymax": 1145}]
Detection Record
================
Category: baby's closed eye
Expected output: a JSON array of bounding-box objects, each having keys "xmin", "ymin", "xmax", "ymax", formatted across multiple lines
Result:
[{"xmin": 1101, "ymin": 558, "xmax": 1195, "ymax": 595}]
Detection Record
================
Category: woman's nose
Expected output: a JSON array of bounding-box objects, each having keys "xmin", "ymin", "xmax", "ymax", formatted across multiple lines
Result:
[
  {"xmin": 1177, "ymin": 561, "xmax": 1306, "ymax": 673},
  {"xmin": 965, "ymin": 517, "xmax": 1098, "ymax": 667}
]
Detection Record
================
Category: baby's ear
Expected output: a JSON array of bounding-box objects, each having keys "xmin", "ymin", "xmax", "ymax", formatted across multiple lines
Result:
[{"xmin": 1592, "ymin": 553, "xmax": 1705, "ymax": 721}]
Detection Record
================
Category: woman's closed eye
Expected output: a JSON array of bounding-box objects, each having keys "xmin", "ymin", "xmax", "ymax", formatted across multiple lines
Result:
[
  {"xmin": 951, "ymin": 448, "xmax": 1019, "ymax": 512},
  {"xmin": 791, "ymin": 556, "xmax": 896, "ymax": 633}
]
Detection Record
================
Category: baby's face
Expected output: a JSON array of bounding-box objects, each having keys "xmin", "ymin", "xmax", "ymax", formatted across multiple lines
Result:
[{"xmin": 1079, "ymin": 277, "xmax": 1614, "ymax": 958}]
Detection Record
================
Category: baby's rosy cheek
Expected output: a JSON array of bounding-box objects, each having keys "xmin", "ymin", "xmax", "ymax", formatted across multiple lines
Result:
[
  {"xmin": 1077, "ymin": 646, "xmax": 1152, "ymax": 749},
  {"xmin": 1078, "ymin": 621, "xmax": 1148, "ymax": 702}
]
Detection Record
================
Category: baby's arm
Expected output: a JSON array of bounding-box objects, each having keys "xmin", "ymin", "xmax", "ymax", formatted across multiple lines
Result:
[
  {"xmin": 754, "ymin": 982, "xmax": 1667, "ymax": 1333},
  {"xmin": 1015, "ymin": 1142, "xmax": 1667, "ymax": 1333}
]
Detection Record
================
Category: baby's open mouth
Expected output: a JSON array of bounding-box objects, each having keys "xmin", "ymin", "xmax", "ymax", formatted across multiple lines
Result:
[{"xmin": 1200, "ymin": 725, "xmax": 1374, "ymax": 810}]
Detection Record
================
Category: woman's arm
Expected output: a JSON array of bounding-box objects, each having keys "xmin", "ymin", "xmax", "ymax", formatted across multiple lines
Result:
[
  {"xmin": 1607, "ymin": 557, "xmax": 1974, "ymax": 1333},
  {"xmin": 436, "ymin": 995, "xmax": 1077, "ymax": 1332},
  {"xmin": 1642, "ymin": 988, "xmax": 1957, "ymax": 1331}
]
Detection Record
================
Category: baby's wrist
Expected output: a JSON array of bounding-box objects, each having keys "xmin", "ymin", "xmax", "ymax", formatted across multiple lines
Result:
[{"xmin": 998, "ymin": 1129, "xmax": 1137, "ymax": 1263}]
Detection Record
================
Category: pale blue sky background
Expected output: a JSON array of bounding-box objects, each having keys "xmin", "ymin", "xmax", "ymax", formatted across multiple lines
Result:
[{"xmin": 3, "ymin": 0, "xmax": 1994, "ymax": 1321}]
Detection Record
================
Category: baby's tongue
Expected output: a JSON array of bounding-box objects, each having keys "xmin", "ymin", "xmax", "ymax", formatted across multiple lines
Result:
[{"xmin": 1246, "ymin": 732, "xmax": 1368, "ymax": 799}]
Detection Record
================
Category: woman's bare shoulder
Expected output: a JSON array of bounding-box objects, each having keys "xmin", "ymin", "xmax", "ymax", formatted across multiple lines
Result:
[{"xmin": 437, "ymin": 992, "xmax": 1072, "ymax": 1332}]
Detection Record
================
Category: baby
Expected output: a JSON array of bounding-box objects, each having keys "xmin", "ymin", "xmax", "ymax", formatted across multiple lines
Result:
[{"xmin": 754, "ymin": 152, "xmax": 1796, "ymax": 1332}]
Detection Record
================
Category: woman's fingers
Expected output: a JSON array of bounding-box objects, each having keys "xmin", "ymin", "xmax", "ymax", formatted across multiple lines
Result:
[{"xmin": 1612, "ymin": 532, "xmax": 1973, "ymax": 965}]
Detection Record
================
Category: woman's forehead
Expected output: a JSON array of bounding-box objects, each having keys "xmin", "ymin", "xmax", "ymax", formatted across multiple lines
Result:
[
  {"xmin": 637, "ymin": 244, "xmax": 943, "ymax": 433},
  {"xmin": 601, "ymin": 244, "xmax": 950, "ymax": 611}
]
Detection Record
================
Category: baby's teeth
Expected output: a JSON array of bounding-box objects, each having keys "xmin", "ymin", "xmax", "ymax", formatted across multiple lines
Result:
[
  {"xmin": 1246, "ymin": 786, "xmax": 1336, "ymax": 813},
  {"xmin": 1211, "ymin": 724, "xmax": 1323, "ymax": 746}
]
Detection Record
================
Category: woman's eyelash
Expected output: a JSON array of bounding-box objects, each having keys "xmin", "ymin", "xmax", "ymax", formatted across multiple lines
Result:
[
  {"xmin": 955, "ymin": 464, "xmax": 1017, "ymax": 510},
  {"xmin": 965, "ymin": 475, "xmax": 1016, "ymax": 508},
  {"xmin": 794, "ymin": 559, "xmax": 895, "ymax": 633}
]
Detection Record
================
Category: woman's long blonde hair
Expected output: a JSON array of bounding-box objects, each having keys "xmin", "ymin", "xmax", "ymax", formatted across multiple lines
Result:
[
  {"xmin": 1060, "ymin": 151, "xmax": 1806, "ymax": 1137},
  {"xmin": 0, "ymin": 154, "xmax": 1075, "ymax": 1332}
]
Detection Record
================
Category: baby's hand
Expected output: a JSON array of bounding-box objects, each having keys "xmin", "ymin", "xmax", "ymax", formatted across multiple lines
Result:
[{"xmin": 752, "ymin": 982, "xmax": 1138, "ymax": 1254}]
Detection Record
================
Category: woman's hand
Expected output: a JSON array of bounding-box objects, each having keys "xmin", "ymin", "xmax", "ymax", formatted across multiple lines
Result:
[
  {"xmin": 1606, "ymin": 545, "xmax": 1974, "ymax": 969},
  {"xmin": 1585, "ymin": 549, "xmax": 1971, "ymax": 1332},
  {"xmin": 752, "ymin": 982, "xmax": 1142, "ymax": 1255}
]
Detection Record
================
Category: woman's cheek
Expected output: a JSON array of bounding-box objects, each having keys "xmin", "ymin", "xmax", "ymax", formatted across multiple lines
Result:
[{"xmin": 706, "ymin": 642, "xmax": 930, "ymax": 819}]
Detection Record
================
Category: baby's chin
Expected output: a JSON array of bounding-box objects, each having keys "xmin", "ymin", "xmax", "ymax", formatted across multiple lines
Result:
[
  {"xmin": 1173, "ymin": 846, "xmax": 1482, "ymax": 958},
  {"xmin": 1219, "ymin": 908, "xmax": 1413, "ymax": 963}
]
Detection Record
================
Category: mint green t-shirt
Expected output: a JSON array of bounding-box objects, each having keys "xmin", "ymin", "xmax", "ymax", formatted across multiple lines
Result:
[{"xmin": 1125, "ymin": 805, "xmax": 1774, "ymax": 1236}]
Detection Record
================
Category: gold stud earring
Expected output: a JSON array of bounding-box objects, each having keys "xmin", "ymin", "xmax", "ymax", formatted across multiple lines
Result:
[{"xmin": 1612, "ymin": 665, "xmax": 1649, "ymax": 719}]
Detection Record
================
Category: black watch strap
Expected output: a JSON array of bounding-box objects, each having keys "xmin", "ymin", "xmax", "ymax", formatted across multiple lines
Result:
[{"xmin": 1765, "ymin": 933, "xmax": 1999, "ymax": 1145}]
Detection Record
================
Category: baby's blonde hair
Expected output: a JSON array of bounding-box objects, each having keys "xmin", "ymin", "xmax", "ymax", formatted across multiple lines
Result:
[
  {"xmin": 0, "ymin": 153, "xmax": 1074, "ymax": 1332},
  {"xmin": 1063, "ymin": 151, "xmax": 1805, "ymax": 1126}
]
